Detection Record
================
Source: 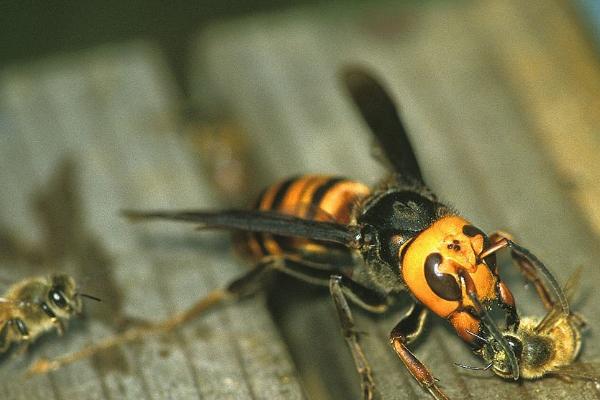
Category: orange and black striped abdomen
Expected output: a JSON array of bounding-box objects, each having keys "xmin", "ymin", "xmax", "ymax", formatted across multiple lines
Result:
[{"xmin": 236, "ymin": 175, "xmax": 370, "ymax": 261}]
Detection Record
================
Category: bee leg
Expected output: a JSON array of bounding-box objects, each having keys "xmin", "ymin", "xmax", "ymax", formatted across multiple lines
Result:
[
  {"xmin": 39, "ymin": 302, "xmax": 64, "ymax": 335},
  {"xmin": 12, "ymin": 318, "xmax": 29, "ymax": 341},
  {"xmin": 16, "ymin": 341, "xmax": 30, "ymax": 356},
  {"xmin": 26, "ymin": 260, "xmax": 264, "ymax": 375},
  {"xmin": 10, "ymin": 319, "xmax": 30, "ymax": 356},
  {"xmin": 329, "ymin": 275, "xmax": 389, "ymax": 400},
  {"xmin": 54, "ymin": 320, "xmax": 65, "ymax": 336},
  {"xmin": 390, "ymin": 304, "xmax": 449, "ymax": 400},
  {"xmin": 27, "ymin": 255, "xmax": 356, "ymax": 375},
  {"xmin": 489, "ymin": 232, "xmax": 555, "ymax": 310},
  {"xmin": 0, "ymin": 323, "xmax": 9, "ymax": 353}
]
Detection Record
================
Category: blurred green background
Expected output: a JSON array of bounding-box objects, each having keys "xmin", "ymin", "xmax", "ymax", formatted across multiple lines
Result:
[
  {"xmin": 1, "ymin": 0, "xmax": 330, "ymax": 96},
  {"xmin": 2, "ymin": 0, "xmax": 597, "ymax": 97}
]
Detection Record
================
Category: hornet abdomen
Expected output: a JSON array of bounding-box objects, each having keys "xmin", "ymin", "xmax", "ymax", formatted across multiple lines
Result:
[{"xmin": 237, "ymin": 175, "xmax": 370, "ymax": 261}]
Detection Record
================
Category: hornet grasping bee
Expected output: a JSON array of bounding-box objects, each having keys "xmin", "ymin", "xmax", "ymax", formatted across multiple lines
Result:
[
  {"xmin": 476, "ymin": 262, "xmax": 593, "ymax": 384},
  {"xmin": 28, "ymin": 68, "xmax": 573, "ymax": 400}
]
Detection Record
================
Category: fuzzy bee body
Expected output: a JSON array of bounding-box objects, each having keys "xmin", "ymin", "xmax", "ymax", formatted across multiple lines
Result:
[
  {"xmin": 0, "ymin": 274, "xmax": 82, "ymax": 353},
  {"xmin": 511, "ymin": 314, "xmax": 582, "ymax": 379}
]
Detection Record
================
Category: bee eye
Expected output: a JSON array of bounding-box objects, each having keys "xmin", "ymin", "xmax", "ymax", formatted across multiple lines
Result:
[
  {"xmin": 49, "ymin": 288, "xmax": 68, "ymax": 309},
  {"xmin": 504, "ymin": 335, "xmax": 523, "ymax": 359}
]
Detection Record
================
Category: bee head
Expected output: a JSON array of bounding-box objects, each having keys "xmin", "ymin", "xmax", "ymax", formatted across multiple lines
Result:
[
  {"xmin": 48, "ymin": 274, "xmax": 83, "ymax": 316},
  {"xmin": 476, "ymin": 333, "xmax": 523, "ymax": 379}
]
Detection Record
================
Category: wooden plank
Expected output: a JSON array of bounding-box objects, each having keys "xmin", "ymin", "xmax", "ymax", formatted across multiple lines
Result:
[
  {"xmin": 192, "ymin": 0, "xmax": 600, "ymax": 399},
  {"xmin": 3, "ymin": 0, "xmax": 597, "ymax": 399},
  {"xmin": 475, "ymin": 0, "xmax": 600, "ymax": 239},
  {"xmin": 574, "ymin": 0, "xmax": 600, "ymax": 48},
  {"xmin": 0, "ymin": 43, "xmax": 305, "ymax": 399}
]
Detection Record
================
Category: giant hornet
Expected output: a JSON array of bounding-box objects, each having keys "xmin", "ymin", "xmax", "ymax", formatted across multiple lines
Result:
[{"xmin": 28, "ymin": 69, "xmax": 573, "ymax": 400}]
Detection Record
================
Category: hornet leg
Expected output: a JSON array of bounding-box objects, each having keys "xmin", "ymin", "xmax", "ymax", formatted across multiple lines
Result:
[
  {"xmin": 329, "ymin": 275, "xmax": 389, "ymax": 400},
  {"xmin": 28, "ymin": 255, "xmax": 378, "ymax": 375},
  {"xmin": 389, "ymin": 303, "xmax": 450, "ymax": 400},
  {"xmin": 489, "ymin": 232, "xmax": 555, "ymax": 310}
]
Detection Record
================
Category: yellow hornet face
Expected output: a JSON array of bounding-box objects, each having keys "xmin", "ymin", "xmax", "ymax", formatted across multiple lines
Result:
[{"xmin": 400, "ymin": 216, "xmax": 515, "ymax": 343}]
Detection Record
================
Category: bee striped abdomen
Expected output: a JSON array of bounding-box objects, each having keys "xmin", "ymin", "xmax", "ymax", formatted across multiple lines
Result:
[{"xmin": 238, "ymin": 175, "xmax": 370, "ymax": 260}]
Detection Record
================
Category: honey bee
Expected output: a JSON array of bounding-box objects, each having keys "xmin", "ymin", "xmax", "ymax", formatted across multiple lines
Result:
[
  {"xmin": 460, "ymin": 266, "xmax": 596, "ymax": 384},
  {"xmin": 0, "ymin": 274, "xmax": 97, "ymax": 353},
  {"xmin": 495, "ymin": 311, "xmax": 584, "ymax": 380}
]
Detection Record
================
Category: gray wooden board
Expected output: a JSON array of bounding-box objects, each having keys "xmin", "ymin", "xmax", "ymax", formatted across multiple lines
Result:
[
  {"xmin": 0, "ymin": 44, "xmax": 305, "ymax": 399},
  {"xmin": 191, "ymin": 0, "xmax": 600, "ymax": 399}
]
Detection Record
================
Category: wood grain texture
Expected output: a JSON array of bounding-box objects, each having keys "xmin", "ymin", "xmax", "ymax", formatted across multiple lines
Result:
[
  {"xmin": 192, "ymin": 0, "xmax": 600, "ymax": 399},
  {"xmin": 0, "ymin": 44, "xmax": 305, "ymax": 399},
  {"xmin": 1, "ymin": 0, "xmax": 599, "ymax": 399}
]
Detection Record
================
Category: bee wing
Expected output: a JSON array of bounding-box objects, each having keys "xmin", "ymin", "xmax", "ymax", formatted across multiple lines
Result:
[
  {"xmin": 552, "ymin": 362, "xmax": 600, "ymax": 383},
  {"xmin": 123, "ymin": 209, "xmax": 357, "ymax": 246},
  {"xmin": 563, "ymin": 266, "xmax": 583, "ymax": 304},
  {"xmin": 535, "ymin": 266, "xmax": 585, "ymax": 334},
  {"xmin": 341, "ymin": 67, "xmax": 425, "ymax": 184}
]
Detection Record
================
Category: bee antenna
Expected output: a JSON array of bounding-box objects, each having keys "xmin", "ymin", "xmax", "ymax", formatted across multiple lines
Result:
[
  {"xmin": 454, "ymin": 362, "xmax": 493, "ymax": 371},
  {"xmin": 465, "ymin": 329, "xmax": 488, "ymax": 343},
  {"xmin": 77, "ymin": 293, "xmax": 102, "ymax": 302}
]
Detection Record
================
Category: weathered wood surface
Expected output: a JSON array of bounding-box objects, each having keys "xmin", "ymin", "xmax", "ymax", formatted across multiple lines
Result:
[
  {"xmin": 0, "ymin": 0, "xmax": 599, "ymax": 399},
  {"xmin": 0, "ymin": 45, "xmax": 305, "ymax": 399},
  {"xmin": 192, "ymin": 0, "xmax": 600, "ymax": 399}
]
